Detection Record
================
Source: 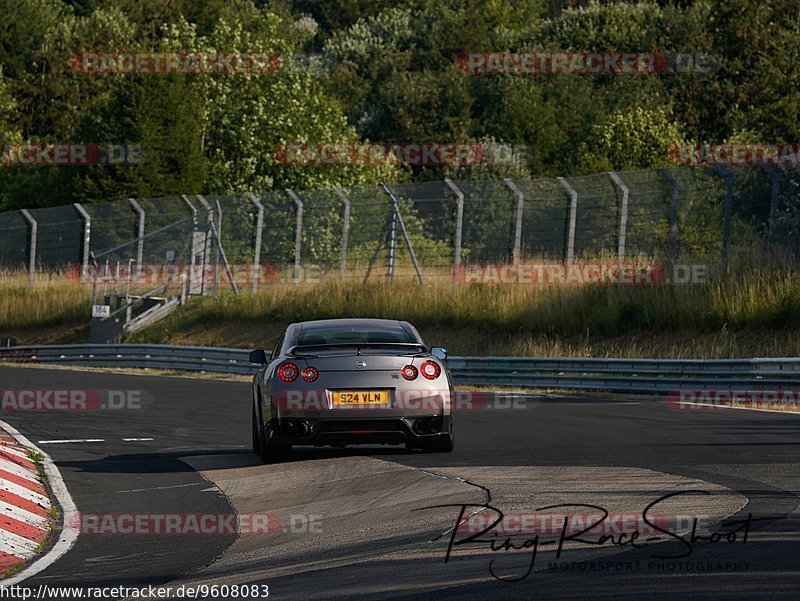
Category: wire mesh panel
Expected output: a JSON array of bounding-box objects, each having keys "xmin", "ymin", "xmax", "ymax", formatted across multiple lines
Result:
[
  {"xmin": 210, "ymin": 194, "xmax": 257, "ymax": 265},
  {"xmin": 725, "ymin": 166, "xmax": 774, "ymax": 253},
  {"xmin": 513, "ymin": 177, "xmax": 570, "ymax": 260},
  {"xmin": 258, "ymin": 189, "xmax": 300, "ymax": 281},
  {"xmin": 294, "ymin": 188, "xmax": 347, "ymax": 280},
  {"xmin": 668, "ymin": 167, "xmax": 726, "ymax": 262},
  {"xmin": 133, "ymin": 195, "xmax": 195, "ymax": 265},
  {"xmin": 388, "ymin": 180, "xmax": 454, "ymax": 277},
  {"xmin": 773, "ymin": 167, "xmax": 800, "ymax": 256},
  {"xmin": 453, "ymin": 179, "xmax": 517, "ymax": 264},
  {"xmin": 615, "ymin": 170, "xmax": 671, "ymax": 259},
  {"xmin": 0, "ymin": 210, "xmax": 30, "ymax": 269},
  {"xmin": 1, "ymin": 167, "xmax": 798, "ymax": 286},
  {"xmin": 564, "ymin": 173, "xmax": 619, "ymax": 258},
  {"xmin": 27, "ymin": 205, "xmax": 83, "ymax": 269},
  {"xmin": 340, "ymin": 184, "xmax": 391, "ymax": 278},
  {"xmin": 83, "ymin": 199, "xmax": 140, "ymax": 262}
]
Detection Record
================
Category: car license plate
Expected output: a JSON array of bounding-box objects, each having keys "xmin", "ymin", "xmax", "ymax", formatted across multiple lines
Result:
[{"xmin": 331, "ymin": 390, "xmax": 389, "ymax": 406}]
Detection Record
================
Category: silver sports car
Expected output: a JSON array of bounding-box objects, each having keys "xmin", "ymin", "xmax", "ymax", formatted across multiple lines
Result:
[{"xmin": 250, "ymin": 318, "xmax": 454, "ymax": 461}]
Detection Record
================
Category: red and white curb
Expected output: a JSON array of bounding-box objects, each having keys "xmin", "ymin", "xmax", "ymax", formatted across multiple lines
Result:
[
  {"xmin": 0, "ymin": 421, "xmax": 79, "ymax": 586},
  {"xmin": 0, "ymin": 428, "xmax": 51, "ymax": 573}
]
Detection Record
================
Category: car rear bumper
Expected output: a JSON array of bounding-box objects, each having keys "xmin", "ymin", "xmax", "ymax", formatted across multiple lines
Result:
[{"xmin": 264, "ymin": 415, "xmax": 453, "ymax": 447}]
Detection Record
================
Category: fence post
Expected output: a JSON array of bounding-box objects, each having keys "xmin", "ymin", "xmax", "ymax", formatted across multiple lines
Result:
[
  {"xmin": 285, "ymin": 189, "xmax": 303, "ymax": 284},
  {"xmin": 195, "ymin": 195, "xmax": 215, "ymax": 295},
  {"xmin": 557, "ymin": 177, "xmax": 578, "ymax": 265},
  {"xmin": 334, "ymin": 188, "xmax": 351, "ymax": 278},
  {"xmin": 247, "ymin": 193, "xmax": 264, "ymax": 292},
  {"xmin": 181, "ymin": 194, "xmax": 201, "ymax": 295},
  {"xmin": 74, "ymin": 203, "xmax": 92, "ymax": 281},
  {"xmin": 762, "ymin": 165, "xmax": 781, "ymax": 254},
  {"xmin": 380, "ymin": 182, "xmax": 425, "ymax": 284},
  {"xmin": 712, "ymin": 165, "xmax": 733, "ymax": 266},
  {"xmin": 214, "ymin": 199, "xmax": 223, "ymax": 294},
  {"xmin": 504, "ymin": 179, "xmax": 525, "ymax": 264},
  {"xmin": 128, "ymin": 198, "xmax": 145, "ymax": 274},
  {"xmin": 444, "ymin": 178, "xmax": 465, "ymax": 269},
  {"xmin": 608, "ymin": 172, "xmax": 629, "ymax": 264},
  {"xmin": 20, "ymin": 209, "xmax": 37, "ymax": 287},
  {"xmin": 658, "ymin": 169, "xmax": 680, "ymax": 265}
]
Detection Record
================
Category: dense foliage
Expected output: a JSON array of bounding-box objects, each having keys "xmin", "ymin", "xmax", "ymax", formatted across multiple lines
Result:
[{"xmin": 0, "ymin": 0, "xmax": 797, "ymax": 209}]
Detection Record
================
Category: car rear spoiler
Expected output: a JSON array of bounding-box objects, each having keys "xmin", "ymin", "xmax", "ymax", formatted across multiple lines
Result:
[{"xmin": 287, "ymin": 342, "xmax": 427, "ymax": 357}]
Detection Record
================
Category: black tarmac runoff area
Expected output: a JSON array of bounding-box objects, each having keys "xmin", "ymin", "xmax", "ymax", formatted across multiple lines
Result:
[{"xmin": 1, "ymin": 364, "xmax": 799, "ymax": 600}]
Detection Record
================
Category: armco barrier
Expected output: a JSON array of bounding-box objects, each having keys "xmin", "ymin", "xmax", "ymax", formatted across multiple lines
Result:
[{"xmin": 2, "ymin": 345, "xmax": 800, "ymax": 396}]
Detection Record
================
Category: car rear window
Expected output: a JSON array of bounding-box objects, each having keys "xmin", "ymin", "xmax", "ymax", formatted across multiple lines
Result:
[{"xmin": 296, "ymin": 326, "xmax": 413, "ymax": 345}]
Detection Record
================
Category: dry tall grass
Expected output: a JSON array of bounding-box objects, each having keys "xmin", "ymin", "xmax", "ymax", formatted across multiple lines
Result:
[
  {"xmin": 0, "ymin": 270, "xmax": 90, "ymax": 331},
  {"xmin": 3, "ymin": 257, "xmax": 799, "ymax": 358}
]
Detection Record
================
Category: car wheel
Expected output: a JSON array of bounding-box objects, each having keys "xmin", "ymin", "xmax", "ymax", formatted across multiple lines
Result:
[
  {"xmin": 252, "ymin": 406, "xmax": 261, "ymax": 455},
  {"xmin": 259, "ymin": 424, "xmax": 292, "ymax": 463}
]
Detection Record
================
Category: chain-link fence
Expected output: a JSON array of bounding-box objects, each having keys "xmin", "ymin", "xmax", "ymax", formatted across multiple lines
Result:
[{"xmin": 1, "ymin": 165, "xmax": 799, "ymax": 289}]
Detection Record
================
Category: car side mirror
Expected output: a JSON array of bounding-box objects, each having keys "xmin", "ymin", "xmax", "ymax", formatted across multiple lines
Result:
[
  {"xmin": 430, "ymin": 347, "xmax": 447, "ymax": 360},
  {"xmin": 249, "ymin": 349, "xmax": 268, "ymax": 365}
]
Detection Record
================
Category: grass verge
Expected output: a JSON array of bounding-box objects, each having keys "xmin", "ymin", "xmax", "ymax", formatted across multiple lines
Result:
[{"xmin": 2, "ymin": 259, "xmax": 800, "ymax": 358}]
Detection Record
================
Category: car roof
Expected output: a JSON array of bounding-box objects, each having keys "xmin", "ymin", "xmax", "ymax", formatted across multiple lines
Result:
[
  {"xmin": 281, "ymin": 318, "xmax": 423, "ymax": 353},
  {"xmin": 293, "ymin": 318, "xmax": 407, "ymax": 329}
]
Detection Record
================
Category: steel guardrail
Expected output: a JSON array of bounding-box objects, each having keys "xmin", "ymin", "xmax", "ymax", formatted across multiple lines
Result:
[{"xmin": 1, "ymin": 344, "xmax": 799, "ymax": 394}]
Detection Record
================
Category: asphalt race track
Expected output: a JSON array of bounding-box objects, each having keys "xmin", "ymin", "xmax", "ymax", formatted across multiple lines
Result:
[{"xmin": 1, "ymin": 364, "xmax": 799, "ymax": 600}]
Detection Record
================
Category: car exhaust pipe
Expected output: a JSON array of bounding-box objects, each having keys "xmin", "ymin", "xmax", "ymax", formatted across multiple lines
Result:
[
  {"xmin": 281, "ymin": 419, "xmax": 310, "ymax": 437},
  {"xmin": 413, "ymin": 418, "xmax": 431, "ymax": 435}
]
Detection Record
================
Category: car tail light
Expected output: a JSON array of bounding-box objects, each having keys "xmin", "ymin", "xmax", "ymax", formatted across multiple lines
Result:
[
  {"xmin": 278, "ymin": 362, "xmax": 299, "ymax": 382},
  {"xmin": 301, "ymin": 366, "xmax": 319, "ymax": 382},
  {"xmin": 401, "ymin": 365, "xmax": 418, "ymax": 381},
  {"xmin": 420, "ymin": 360, "xmax": 441, "ymax": 380}
]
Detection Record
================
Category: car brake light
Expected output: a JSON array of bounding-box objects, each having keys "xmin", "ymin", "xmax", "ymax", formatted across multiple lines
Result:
[
  {"xmin": 401, "ymin": 365, "xmax": 418, "ymax": 380},
  {"xmin": 420, "ymin": 360, "xmax": 441, "ymax": 380},
  {"xmin": 278, "ymin": 363, "xmax": 299, "ymax": 382},
  {"xmin": 301, "ymin": 366, "xmax": 319, "ymax": 382}
]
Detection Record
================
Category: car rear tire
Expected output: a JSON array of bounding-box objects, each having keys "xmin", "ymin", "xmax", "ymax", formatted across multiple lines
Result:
[
  {"xmin": 259, "ymin": 424, "xmax": 292, "ymax": 463},
  {"xmin": 252, "ymin": 407, "xmax": 261, "ymax": 455}
]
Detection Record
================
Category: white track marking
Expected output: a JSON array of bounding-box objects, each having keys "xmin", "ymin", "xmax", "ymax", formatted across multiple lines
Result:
[
  {"xmin": 0, "ymin": 420, "xmax": 80, "ymax": 587},
  {"xmin": 0, "ymin": 500, "xmax": 49, "ymax": 529},
  {"xmin": 122, "ymin": 438, "xmax": 154, "ymax": 442},
  {"xmin": 37, "ymin": 439, "xmax": 104, "ymax": 444},
  {"xmin": 0, "ymin": 458, "xmax": 40, "ymax": 483},
  {"xmin": 116, "ymin": 482, "xmax": 201, "ymax": 494},
  {"xmin": 0, "ymin": 479, "xmax": 50, "ymax": 507}
]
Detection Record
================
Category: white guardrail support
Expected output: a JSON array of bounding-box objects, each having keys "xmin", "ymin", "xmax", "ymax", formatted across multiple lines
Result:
[
  {"xmin": 556, "ymin": 177, "xmax": 578, "ymax": 266},
  {"xmin": 73, "ymin": 203, "xmax": 92, "ymax": 281},
  {"xmin": 20, "ymin": 209, "xmax": 37, "ymax": 288},
  {"xmin": 1, "ymin": 345, "xmax": 799, "ymax": 396},
  {"xmin": 444, "ymin": 178, "xmax": 465, "ymax": 269},
  {"xmin": 247, "ymin": 192, "xmax": 265, "ymax": 293},
  {"xmin": 128, "ymin": 198, "xmax": 145, "ymax": 273}
]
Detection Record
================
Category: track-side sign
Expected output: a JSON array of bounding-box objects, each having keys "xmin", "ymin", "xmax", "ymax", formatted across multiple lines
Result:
[{"xmin": 92, "ymin": 305, "xmax": 111, "ymax": 319}]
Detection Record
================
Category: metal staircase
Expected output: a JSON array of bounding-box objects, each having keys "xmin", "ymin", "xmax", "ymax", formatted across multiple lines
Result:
[{"xmin": 87, "ymin": 195, "xmax": 239, "ymax": 343}]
